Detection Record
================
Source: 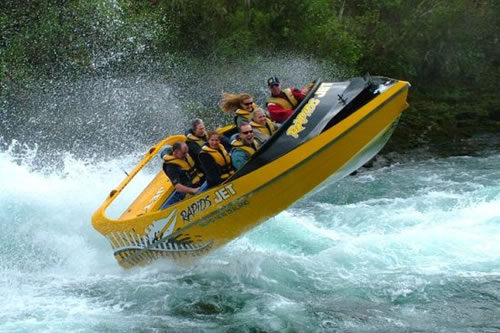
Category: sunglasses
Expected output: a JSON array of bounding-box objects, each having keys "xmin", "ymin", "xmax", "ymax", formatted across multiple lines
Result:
[
  {"xmin": 242, "ymin": 130, "xmax": 253, "ymax": 134},
  {"xmin": 242, "ymin": 101, "xmax": 253, "ymax": 106}
]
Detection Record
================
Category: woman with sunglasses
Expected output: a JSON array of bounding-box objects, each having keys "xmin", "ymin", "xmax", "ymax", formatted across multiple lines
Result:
[
  {"xmin": 199, "ymin": 131, "xmax": 235, "ymax": 188},
  {"xmin": 220, "ymin": 92, "xmax": 258, "ymax": 126}
]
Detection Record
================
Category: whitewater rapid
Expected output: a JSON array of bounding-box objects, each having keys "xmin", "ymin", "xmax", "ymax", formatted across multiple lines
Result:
[{"xmin": 1, "ymin": 141, "xmax": 499, "ymax": 332}]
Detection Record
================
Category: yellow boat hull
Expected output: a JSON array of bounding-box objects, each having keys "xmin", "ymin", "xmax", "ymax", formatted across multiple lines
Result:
[{"xmin": 92, "ymin": 78, "xmax": 410, "ymax": 268}]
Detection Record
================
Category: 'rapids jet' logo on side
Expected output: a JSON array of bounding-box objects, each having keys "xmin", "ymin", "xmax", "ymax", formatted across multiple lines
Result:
[{"xmin": 286, "ymin": 98, "xmax": 320, "ymax": 139}]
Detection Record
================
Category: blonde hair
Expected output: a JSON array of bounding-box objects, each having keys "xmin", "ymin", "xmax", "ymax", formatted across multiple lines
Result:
[
  {"xmin": 220, "ymin": 92, "xmax": 253, "ymax": 113},
  {"xmin": 252, "ymin": 107, "xmax": 266, "ymax": 121}
]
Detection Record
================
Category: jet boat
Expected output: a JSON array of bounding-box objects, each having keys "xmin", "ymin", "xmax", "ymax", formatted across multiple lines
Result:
[{"xmin": 91, "ymin": 75, "xmax": 410, "ymax": 268}]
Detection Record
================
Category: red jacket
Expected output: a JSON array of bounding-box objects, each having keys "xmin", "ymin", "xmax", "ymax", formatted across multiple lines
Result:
[{"xmin": 266, "ymin": 88, "xmax": 306, "ymax": 123}]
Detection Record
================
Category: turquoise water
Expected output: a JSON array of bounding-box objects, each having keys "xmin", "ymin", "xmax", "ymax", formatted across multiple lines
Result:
[{"xmin": 1, "ymin": 140, "xmax": 499, "ymax": 332}]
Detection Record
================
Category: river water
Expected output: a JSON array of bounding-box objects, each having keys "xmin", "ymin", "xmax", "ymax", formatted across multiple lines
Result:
[{"xmin": 1, "ymin": 133, "xmax": 499, "ymax": 332}]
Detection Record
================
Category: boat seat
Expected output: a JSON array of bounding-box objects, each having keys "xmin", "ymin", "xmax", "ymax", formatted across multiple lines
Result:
[
  {"xmin": 159, "ymin": 145, "xmax": 172, "ymax": 159},
  {"xmin": 229, "ymin": 133, "xmax": 239, "ymax": 143}
]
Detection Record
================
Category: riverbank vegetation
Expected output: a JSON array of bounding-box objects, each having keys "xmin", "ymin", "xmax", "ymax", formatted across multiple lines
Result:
[{"xmin": 1, "ymin": 0, "xmax": 498, "ymax": 150}]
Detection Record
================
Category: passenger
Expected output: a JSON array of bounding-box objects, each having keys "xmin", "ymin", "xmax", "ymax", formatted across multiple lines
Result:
[
  {"xmin": 162, "ymin": 141, "xmax": 202, "ymax": 205},
  {"xmin": 185, "ymin": 118, "xmax": 208, "ymax": 175},
  {"xmin": 220, "ymin": 92, "xmax": 258, "ymax": 126},
  {"xmin": 266, "ymin": 76, "xmax": 310, "ymax": 123},
  {"xmin": 199, "ymin": 131, "xmax": 235, "ymax": 188},
  {"xmin": 231, "ymin": 123, "xmax": 260, "ymax": 170},
  {"xmin": 250, "ymin": 108, "xmax": 279, "ymax": 145}
]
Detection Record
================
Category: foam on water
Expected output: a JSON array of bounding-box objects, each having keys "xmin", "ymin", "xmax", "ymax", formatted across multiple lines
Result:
[{"xmin": 1, "ymin": 141, "xmax": 499, "ymax": 332}]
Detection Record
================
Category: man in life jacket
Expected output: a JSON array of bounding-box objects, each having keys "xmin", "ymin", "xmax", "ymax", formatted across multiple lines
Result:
[
  {"xmin": 231, "ymin": 123, "xmax": 260, "ymax": 170},
  {"xmin": 163, "ymin": 141, "xmax": 202, "ymax": 205},
  {"xmin": 185, "ymin": 118, "xmax": 208, "ymax": 175},
  {"xmin": 266, "ymin": 76, "xmax": 309, "ymax": 123},
  {"xmin": 250, "ymin": 108, "xmax": 279, "ymax": 145}
]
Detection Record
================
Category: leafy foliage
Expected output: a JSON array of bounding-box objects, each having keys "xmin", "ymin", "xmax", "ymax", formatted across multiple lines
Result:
[{"xmin": 0, "ymin": 0, "xmax": 498, "ymax": 141}]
